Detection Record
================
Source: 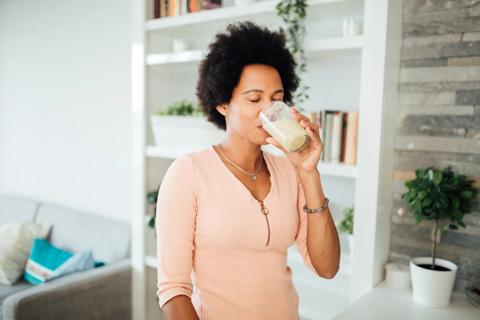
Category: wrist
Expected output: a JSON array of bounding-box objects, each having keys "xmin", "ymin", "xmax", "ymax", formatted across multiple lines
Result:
[{"xmin": 296, "ymin": 168, "xmax": 320, "ymax": 181}]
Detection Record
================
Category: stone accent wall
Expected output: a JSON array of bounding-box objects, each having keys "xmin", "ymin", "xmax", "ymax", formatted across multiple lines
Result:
[{"xmin": 389, "ymin": 0, "xmax": 480, "ymax": 293}]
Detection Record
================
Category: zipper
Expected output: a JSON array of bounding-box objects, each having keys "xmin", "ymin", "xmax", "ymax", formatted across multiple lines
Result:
[{"xmin": 258, "ymin": 200, "xmax": 271, "ymax": 246}]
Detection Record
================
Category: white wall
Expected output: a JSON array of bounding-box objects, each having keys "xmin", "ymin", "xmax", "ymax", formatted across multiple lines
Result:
[{"xmin": 0, "ymin": 0, "xmax": 132, "ymax": 222}]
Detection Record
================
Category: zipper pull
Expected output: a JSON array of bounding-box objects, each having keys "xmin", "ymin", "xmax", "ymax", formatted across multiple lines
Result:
[{"xmin": 259, "ymin": 200, "xmax": 271, "ymax": 246}]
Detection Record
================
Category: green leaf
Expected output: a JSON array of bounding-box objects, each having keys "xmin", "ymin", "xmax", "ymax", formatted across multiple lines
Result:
[
  {"xmin": 146, "ymin": 191, "xmax": 158, "ymax": 204},
  {"xmin": 433, "ymin": 171, "xmax": 443, "ymax": 185},
  {"xmin": 422, "ymin": 197, "xmax": 432, "ymax": 207},
  {"xmin": 452, "ymin": 210, "xmax": 462, "ymax": 221},
  {"xmin": 419, "ymin": 190, "xmax": 429, "ymax": 200},
  {"xmin": 414, "ymin": 214, "xmax": 423, "ymax": 223},
  {"xmin": 452, "ymin": 197, "xmax": 460, "ymax": 209},
  {"xmin": 461, "ymin": 190, "xmax": 473, "ymax": 198},
  {"xmin": 148, "ymin": 215, "xmax": 155, "ymax": 228},
  {"xmin": 415, "ymin": 169, "xmax": 423, "ymax": 178}
]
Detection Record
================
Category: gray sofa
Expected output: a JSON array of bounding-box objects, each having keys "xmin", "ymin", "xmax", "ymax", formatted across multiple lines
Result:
[{"xmin": 0, "ymin": 194, "xmax": 132, "ymax": 320}]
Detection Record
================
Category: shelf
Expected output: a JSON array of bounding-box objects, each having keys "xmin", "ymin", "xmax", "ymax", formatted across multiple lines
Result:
[
  {"xmin": 146, "ymin": 49, "xmax": 205, "ymax": 65},
  {"xmin": 305, "ymin": 35, "xmax": 364, "ymax": 52},
  {"xmin": 146, "ymin": 145, "xmax": 211, "ymax": 159},
  {"xmin": 146, "ymin": 36, "xmax": 363, "ymax": 66},
  {"xmin": 146, "ymin": 145, "xmax": 357, "ymax": 178},
  {"xmin": 145, "ymin": 0, "xmax": 345, "ymax": 31}
]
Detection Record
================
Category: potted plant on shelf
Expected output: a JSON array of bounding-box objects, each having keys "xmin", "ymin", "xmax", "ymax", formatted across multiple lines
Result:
[
  {"xmin": 401, "ymin": 166, "xmax": 478, "ymax": 307},
  {"xmin": 337, "ymin": 206, "xmax": 354, "ymax": 261},
  {"xmin": 150, "ymin": 99, "xmax": 225, "ymax": 151},
  {"xmin": 146, "ymin": 190, "xmax": 158, "ymax": 230}
]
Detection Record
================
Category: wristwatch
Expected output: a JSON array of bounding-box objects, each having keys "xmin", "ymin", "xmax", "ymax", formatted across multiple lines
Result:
[{"xmin": 303, "ymin": 197, "xmax": 329, "ymax": 214}]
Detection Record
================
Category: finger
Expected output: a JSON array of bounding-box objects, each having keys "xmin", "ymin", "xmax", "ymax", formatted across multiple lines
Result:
[
  {"xmin": 306, "ymin": 126, "xmax": 322, "ymax": 146},
  {"xmin": 299, "ymin": 120, "xmax": 320, "ymax": 135},
  {"xmin": 291, "ymin": 110, "xmax": 312, "ymax": 123}
]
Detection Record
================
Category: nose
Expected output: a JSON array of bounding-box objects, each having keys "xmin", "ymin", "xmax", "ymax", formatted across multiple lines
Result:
[{"xmin": 261, "ymin": 100, "xmax": 275, "ymax": 111}]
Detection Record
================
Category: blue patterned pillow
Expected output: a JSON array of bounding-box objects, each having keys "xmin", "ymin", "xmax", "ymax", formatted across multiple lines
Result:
[{"xmin": 23, "ymin": 238, "xmax": 101, "ymax": 285}]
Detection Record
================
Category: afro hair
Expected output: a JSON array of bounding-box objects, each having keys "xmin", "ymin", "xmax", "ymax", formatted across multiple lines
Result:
[{"xmin": 196, "ymin": 21, "xmax": 299, "ymax": 130}]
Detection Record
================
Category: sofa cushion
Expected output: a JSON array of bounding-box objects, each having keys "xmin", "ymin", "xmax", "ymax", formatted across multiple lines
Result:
[
  {"xmin": 0, "ymin": 195, "xmax": 39, "ymax": 225},
  {"xmin": 35, "ymin": 204, "xmax": 130, "ymax": 264},
  {"xmin": 24, "ymin": 239, "xmax": 98, "ymax": 285},
  {"xmin": 0, "ymin": 223, "xmax": 51, "ymax": 285}
]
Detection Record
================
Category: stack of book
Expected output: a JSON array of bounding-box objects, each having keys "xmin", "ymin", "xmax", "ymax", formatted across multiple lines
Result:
[
  {"xmin": 308, "ymin": 110, "xmax": 358, "ymax": 165},
  {"xmin": 153, "ymin": 0, "xmax": 222, "ymax": 18}
]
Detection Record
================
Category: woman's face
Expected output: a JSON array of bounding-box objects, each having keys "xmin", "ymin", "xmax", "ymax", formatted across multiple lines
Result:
[{"xmin": 216, "ymin": 64, "xmax": 285, "ymax": 145}]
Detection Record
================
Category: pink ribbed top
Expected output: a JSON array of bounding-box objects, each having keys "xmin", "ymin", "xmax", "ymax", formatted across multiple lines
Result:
[{"xmin": 155, "ymin": 145, "xmax": 318, "ymax": 320}]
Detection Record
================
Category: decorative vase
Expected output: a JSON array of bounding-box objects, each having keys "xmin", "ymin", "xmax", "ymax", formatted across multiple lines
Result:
[{"xmin": 409, "ymin": 257, "xmax": 458, "ymax": 307}]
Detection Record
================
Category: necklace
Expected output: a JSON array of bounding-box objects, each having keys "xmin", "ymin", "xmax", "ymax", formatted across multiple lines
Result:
[{"xmin": 214, "ymin": 145, "xmax": 263, "ymax": 181}]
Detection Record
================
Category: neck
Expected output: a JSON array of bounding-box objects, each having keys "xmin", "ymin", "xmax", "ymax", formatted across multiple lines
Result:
[{"xmin": 217, "ymin": 136, "xmax": 263, "ymax": 173}]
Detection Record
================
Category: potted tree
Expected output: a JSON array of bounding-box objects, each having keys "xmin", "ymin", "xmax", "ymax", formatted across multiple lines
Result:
[
  {"xmin": 401, "ymin": 166, "xmax": 478, "ymax": 307},
  {"xmin": 337, "ymin": 206, "xmax": 354, "ymax": 261},
  {"xmin": 150, "ymin": 99, "xmax": 225, "ymax": 151}
]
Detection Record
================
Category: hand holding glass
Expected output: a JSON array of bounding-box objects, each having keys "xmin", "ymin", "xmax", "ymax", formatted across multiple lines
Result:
[{"xmin": 259, "ymin": 101, "xmax": 309, "ymax": 152}]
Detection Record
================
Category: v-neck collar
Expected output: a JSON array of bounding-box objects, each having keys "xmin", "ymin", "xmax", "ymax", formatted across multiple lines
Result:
[{"xmin": 210, "ymin": 145, "xmax": 275, "ymax": 203}]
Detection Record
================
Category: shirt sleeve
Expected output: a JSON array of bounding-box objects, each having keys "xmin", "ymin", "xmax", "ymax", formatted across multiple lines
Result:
[
  {"xmin": 155, "ymin": 155, "xmax": 198, "ymax": 310},
  {"xmin": 294, "ymin": 176, "xmax": 319, "ymax": 276}
]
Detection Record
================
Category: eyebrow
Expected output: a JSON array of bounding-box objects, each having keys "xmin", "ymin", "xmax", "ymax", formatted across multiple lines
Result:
[{"xmin": 241, "ymin": 89, "xmax": 284, "ymax": 95}]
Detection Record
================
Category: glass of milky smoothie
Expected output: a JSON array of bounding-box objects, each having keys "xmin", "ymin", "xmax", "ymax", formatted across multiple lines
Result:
[{"xmin": 259, "ymin": 101, "xmax": 309, "ymax": 152}]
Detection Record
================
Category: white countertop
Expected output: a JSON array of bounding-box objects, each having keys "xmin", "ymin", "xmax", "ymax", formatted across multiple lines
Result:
[{"xmin": 332, "ymin": 282, "xmax": 479, "ymax": 320}]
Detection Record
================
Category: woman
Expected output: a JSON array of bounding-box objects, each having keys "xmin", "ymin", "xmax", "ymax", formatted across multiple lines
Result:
[{"xmin": 155, "ymin": 21, "xmax": 340, "ymax": 320}]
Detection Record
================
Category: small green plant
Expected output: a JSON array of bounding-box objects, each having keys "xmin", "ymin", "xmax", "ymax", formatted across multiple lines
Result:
[
  {"xmin": 338, "ymin": 207, "xmax": 354, "ymax": 235},
  {"xmin": 146, "ymin": 190, "xmax": 158, "ymax": 229},
  {"xmin": 401, "ymin": 166, "xmax": 478, "ymax": 270},
  {"xmin": 275, "ymin": 0, "xmax": 309, "ymax": 110},
  {"xmin": 157, "ymin": 100, "xmax": 204, "ymax": 116}
]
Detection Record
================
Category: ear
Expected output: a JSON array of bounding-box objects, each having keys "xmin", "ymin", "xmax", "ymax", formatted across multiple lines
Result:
[{"xmin": 216, "ymin": 104, "xmax": 227, "ymax": 116}]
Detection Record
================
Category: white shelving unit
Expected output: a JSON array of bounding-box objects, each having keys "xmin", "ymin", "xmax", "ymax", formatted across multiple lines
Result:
[{"xmin": 131, "ymin": 0, "xmax": 402, "ymax": 319}]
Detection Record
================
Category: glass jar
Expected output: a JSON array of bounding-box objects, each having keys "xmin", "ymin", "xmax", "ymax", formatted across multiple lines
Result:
[{"xmin": 259, "ymin": 101, "xmax": 309, "ymax": 152}]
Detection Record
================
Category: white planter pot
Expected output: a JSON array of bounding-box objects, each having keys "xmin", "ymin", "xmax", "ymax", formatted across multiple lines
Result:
[
  {"xmin": 348, "ymin": 234, "xmax": 354, "ymax": 261},
  {"xmin": 409, "ymin": 257, "xmax": 458, "ymax": 307},
  {"xmin": 150, "ymin": 115, "xmax": 225, "ymax": 151}
]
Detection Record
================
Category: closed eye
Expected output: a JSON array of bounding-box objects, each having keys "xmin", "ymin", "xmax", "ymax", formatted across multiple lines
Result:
[{"xmin": 249, "ymin": 98, "xmax": 282, "ymax": 103}]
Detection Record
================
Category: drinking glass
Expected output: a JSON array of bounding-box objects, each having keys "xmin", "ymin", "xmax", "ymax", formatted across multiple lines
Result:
[{"xmin": 259, "ymin": 101, "xmax": 309, "ymax": 152}]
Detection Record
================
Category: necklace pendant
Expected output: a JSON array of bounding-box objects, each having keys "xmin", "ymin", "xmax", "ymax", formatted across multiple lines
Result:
[{"xmin": 252, "ymin": 175, "xmax": 257, "ymax": 181}]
